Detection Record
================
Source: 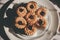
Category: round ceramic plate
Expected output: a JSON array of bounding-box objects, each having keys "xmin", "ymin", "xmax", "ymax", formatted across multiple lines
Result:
[{"xmin": 4, "ymin": 0, "xmax": 59, "ymax": 40}]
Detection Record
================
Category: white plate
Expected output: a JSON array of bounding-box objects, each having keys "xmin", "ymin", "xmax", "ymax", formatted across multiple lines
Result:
[{"xmin": 3, "ymin": 0, "xmax": 59, "ymax": 40}]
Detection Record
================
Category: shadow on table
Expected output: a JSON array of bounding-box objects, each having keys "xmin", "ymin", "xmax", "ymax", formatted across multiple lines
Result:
[
  {"xmin": 0, "ymin": 0, "xmax": 27, "ymax": 39},
  {"xmin": 4, "ymin": 3, "xmax": 27, "ymax": 34},
  {"xmin": 50, "ymin": 0, "xmax": 60, "ymax": 8},
  {"xmin": 0, "ymin": 0, "xmax": 14, "ymax": 40}
]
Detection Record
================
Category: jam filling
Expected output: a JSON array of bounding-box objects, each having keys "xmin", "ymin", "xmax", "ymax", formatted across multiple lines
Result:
[
  {"xmin": 28, "ymin": 25, "xmax": 32, "ymax": 30},
  {"xmin": 19, "ymin": 8, "xmax": 24, "ymax": 12},
  {"xmin": 38, "ymin": 19, "xmax": 43, "ymax": 25},
  {"xmin": 29, "ymin": 15, "xmax": 34, "ymax": 19},
  {"xmin": 18, "ymin": 21, "xmax": 23, "ymax": 25},
  {"xmin": 30, "ymin": 5, "xmax": 34, "ymax": 9},
  {"xmin": 40, "ymin": 11, "xmax": 45, "ymax": 16}
]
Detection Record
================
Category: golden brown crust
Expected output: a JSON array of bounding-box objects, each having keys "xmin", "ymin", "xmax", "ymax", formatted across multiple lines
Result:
[
  {"xmin": 16, "ymin": 7, "xmax": 27, "ymax": 17},
  {"xmin": 15, "ymin": 17, "xmax": 27, "ymax": 29},
  {"xmin": 36, "ymin": 7, "xmax": 47, "ymax": 18},
  {"xmin": 36, "ymin": 18, "xmax": 47, "ymax": 28},
  {"xmin": 14, "ymin": 1, "xmax": 48, "ymax": 36},
  {"xmin": 24, "ymin": 25, "xmax": 37, "ymax": 35},
  {"xmin": 27, "ymin": 1, "xmax": 38, "ymax": 12},
  {"xmin": 26, "ymin": 12, "xmax": 37, "ymax": 25}
]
